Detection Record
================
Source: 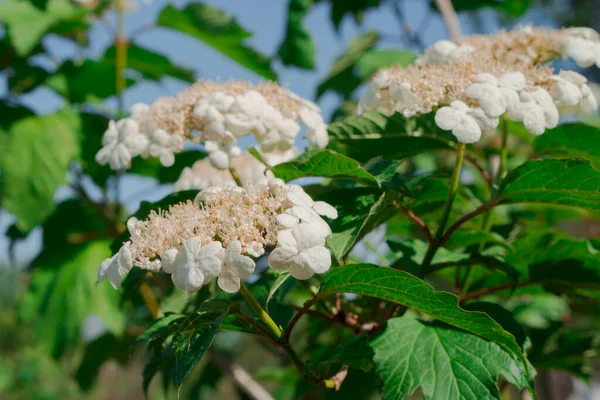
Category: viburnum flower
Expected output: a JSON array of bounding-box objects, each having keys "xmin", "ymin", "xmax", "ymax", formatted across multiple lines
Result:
[
  {"xmin": 95, "ymin": 119, "xmax": 148, "ymax": 169},
  {"xmin": 95, "ymin": 80, "xmax": 329, "ymax": 172},
  {"xmin": 360, "ymin": 26, "xmax": 600, "ymax": 141},
  {"xmin": 435, "ymin": 101, "xmax": 498, "ymax": 143},
  {"xmin": 98, "ymin": 181, "xmax": 337, "ymax": 293},
  {"xmin": 171, "ymin": 239, "xmax": 223, "ymax": 293},
  {"xmin": 561, "ymin": 27, "xmax": 600, "ymax": 68},
  {"xmin": 268, "ymin": 224, "xmax": 332, "ymax": 280},
  {"xmin": 218, "ymin": 240, "xmax": 256, "ymax": 292}
]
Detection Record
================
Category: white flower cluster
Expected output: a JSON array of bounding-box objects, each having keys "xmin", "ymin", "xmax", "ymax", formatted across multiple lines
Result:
[
  {"xmin": 175, "ymin": 149, "xmax": 298, "ymax": 191},
  {"xmin": 98, "ymin": 180, "xmax": 337, "ymax": 292},
  {"xmin": 359, "ymin": 26, "xmax": 600, "ymax": 143},
  {"xmin": 95, "ymin": 81, "xmax": 328, "ymax": 172}
]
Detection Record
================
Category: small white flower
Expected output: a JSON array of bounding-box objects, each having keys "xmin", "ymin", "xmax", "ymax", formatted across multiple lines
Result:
[
  {"xmin": 129, "ymin": 103, "xmax": 149, "ymax": 117},
  {"xmin": 562, "ymin": 28, "xmax": 600, "ymax": 68},
  {"xmin": 98, "ymin": 242, "xmax": 133, "ymax": 289},
  {"xmin": 358, "ymin": 71, "xmax": 390, "ymax": 113},
  {"xmin": 95, "ymin": 119, "xmax": 149, "ymax": 169},
  {"xmin": 422, "ymin": 40, "xmax": 474, "ymax": 64},
  {"xmin": 172, "ymin": 239, "xmax": 223, "ymax": 293},
  {"xmin": 218, "ymin": 241, "xmax": 256, "ymax": 293},
  {"xmin": 508, "ymin": 88, "xmax": 559, "ymax": 135},
  {"xmin": 435, "ymin": 100, "xmax": 498, "ymax": 143},
  {"xmin": 268, "ymin": 224, "xmax": 332, "ymax": 280},
  {"xmin": 205, "ymin": 140, "xmax": 241, "ymax": 169},
  {"xmin": 246, "ymin": 241, "xmax": 265, "ymax": 258},
  {"xmin": 286, "ymin": 186, "xmax": 338, "ymax": 219},
  {"xmin": 299, "ymin": 107, "xmax": 328, "ymax": 148},
  {"xmin": 389, "ymin": 82, "xmax": 421, "ymax": 117},
  {"xmin": 550, "ymin": 70, "xmax": 598, "ymax": 113},
  {"xmin": 276, "ymin": 205, "xmax": 332, "ymax": 238},
  {"xmin": 465, "ymin": 72, "xmax": 526, "ymax": 118},
  {"xmin": 148, "ymin": 129, "xmax": 185, "ymax": 167}
]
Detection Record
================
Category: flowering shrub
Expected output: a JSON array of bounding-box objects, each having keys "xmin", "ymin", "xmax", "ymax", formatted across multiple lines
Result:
[{"xmin": 3, "ymin": 1, "xmax": 600, "ymax": 399}]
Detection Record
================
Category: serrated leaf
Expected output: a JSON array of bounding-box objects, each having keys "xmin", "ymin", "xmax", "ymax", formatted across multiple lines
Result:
[
  {"xmin": 498, "ymin": 158, "xmax": 600, "ymax": 210},
  {"xmin": 367, "ymin": 159, "xmax": 409, "ymax": 193},
  {"xmin": 18, "ymin": 241, "xmax": 123, "ymax": 358},
  {"xmin": 305, "ymin": 335, "xmax": 374, "ymax": 379},
  {"xmin": 277, "ymin": 0, "xmax": 315, "ymax": 69},
  {"xmin": 272, "ymin": 149, "xmax": 378, "ymax": 185},
  {"xmin": 0, "ymin": 108, "xmax": 81, "ymax": 231},
  {"xmin": 132, "ymin": 313, "xmax": 187, "ymax": 348},
  {"xmin": 463, "ymin": 302, "xmax": 527, "ymax": 350},
  {"xmin": 533, "ymin": 123, "xmax": 600, "ymax": 168},
  {"xmin": 103, "ymin": 44, "xmax": 195, "ymax": 83},
  {"xmin": 141, "ymin": 299, "xmax": 233, "ymax": 391},
  {"xmin": 320, "ymin": 188, "xmax": 394, "ymax": 262},
  {"xmin": 157, "ymin": 3, "xmax": 276, "ymax": 80},
  {"xmin": 370, "ymin": 317, "xmax": 532, "ymax": 400},
  {"xmin": 317, "ymin": 264, "xmax": 531, "ymax": 379}
]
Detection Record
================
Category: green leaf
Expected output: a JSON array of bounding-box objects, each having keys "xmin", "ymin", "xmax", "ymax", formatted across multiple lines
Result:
[
  {"xmin": 305, "ymin": 335, "xmax": 374, "ymax": 379},
  {"xmin": 355, "ymin": 49, "xmax": 416, "ymax": 79},
  {"xmin": 0, "ymin": 108, "xmax": 81, "ymax": 231},
  {"xmin": 319, "ymin": 188, "xmax": 395, "ymax": 262},
  {"xmin": 369, "ymin": 317, "xmax": 532, "ymax": 400},
  {"xmin": 327, "ymin": 110, "xmax": 444, "ymax": 139},
  {"xmin": 532, "ymin": 330, "xmax": 597, "ymax": 380},
  {"xmin": 439, "ymin": 0, "xmax": 534, "ymax": 18},
  {"xmin": 140, "ymin": 299, "xmax": 234, "ymax": 390},
  {"xmin": 266, "ymin": 271, "xmax": 292, "ymax": 311},
  {"xmin": 157, "ymin": 3, "xmax": 276, "ymax": 80},
  {"xmin": 41, "ymin": 198, "xmax": 106, "ymax": 248},
  {"xmin": 0, "ymin": 0, "xmax": 82, "ymax": 55},
  {"xmin": 132, "ymin": 313, "xmax": 187, "ymax": 348},
  {"xmin": 367, "ymin": 159, "xmax": 409, "ymax": 193},
  {"xmin": 45, "ymin": 60, "xmax": 137, "ymax": 103},
  {"xmin": 272, "ymin": 149, "xmax": 378, "ymax": 185},
  {"xmin": 317, "ymin": 264, "xmax": 531, "ymax": 378},
  {"xmin": 277, "ymin": 0, "xmax": 316, "ymax": 70},
  {"xmin": 316, "ymin": 32, "xmax": 379, "ymax": 100},
  {"xmin": 103, "ymin": 44, "xmax": 195, "ymax": 83},
  {"xmin": 463, "ymin": 302, "xmax": 527, "ymax": 350},
  {"xmin": 19, "ymin": 241, "xmax": 123, "ymax": 358},
  {"xmin": 533, "ymin": 123, "xmax": 600, "ymax": 168},
  {"xmin": 7, "ymin": 61, "xmax": 50, "ymax": 94},
  {"xmin": 498, "ymin": 158, "xmax": 600, "ymax": 210},
  {"xmin": 318, "ymin": 0, "xmax": 382, "ymax": 31}
]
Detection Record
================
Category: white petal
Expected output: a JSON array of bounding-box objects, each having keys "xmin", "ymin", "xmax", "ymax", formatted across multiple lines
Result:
[
  {"xmin": 468, "ymin": 108, "xmax": 499, "ymax": 132},
  {"xmin": 159, "ymin": 151, "xmax": 175, "ymax": 167},
  {"xmin": 110, "ymin": 143, "xmax": 132, "ymax": 170},
  {"xmin": 98, "ymin": 256, "xmax": 114, "ymax": 282},
  {"xmin": 550, "ymin": 78, "xmax": 582, "ymax": 106},
  {"xmin": 297, "ymin": 246, "xmax": 331, "ymax": 274},
  {"xmin": 287, "ymin": 190, "xmax": 314, "ymax": 208},
  {"xmin": 127, "ymin": 217, "xmax": 139, "ymax": 238},
  {"xmin": 196, "ymin": 256, "xmax": 222, "ymax": 283},
  {"xmin": 107, "ymin": 263, "xmax": 123, "ymax": 289},
  {"xmin": 521, "ymin": 104, "xmax": 547, "ymax": 135},
  {"xmin": 581, "ymin": 92, "xmax": 598, "ymax": 113},
  {"xmin": 465, "ymin": 83, "xmax": 506, "ymax": 117},
  {"xmin": 208, "ymin": 150, "xmax": 230, "ymax": 169},
  {"xmin": 498, "ymin": 72, "xmax": 526, "ymax": 91},
  {"xmin": 288, "ymin": 259, "xmax": 315, "ymax": 280},
  {"xmin": 116, "ymin": 243, "xmax": 133, "ymax": 275},
  {"xmin": 161, "ymin": 248, "xmax": 179, "ymax": 273},
  {"xmin": 277, "ymin": 213, "xmax": 300, "ymax": 228},
  {"xmin": 218, "ymin": 269, "xmax": 241, "ymax": 293},
  {"xmin": 183, "ymin": 266, "xmax": 206, "ymax": 292},
  {"xmin": 292, "ymin": 223, "xmax": 326, "ymax": 252},
  {"xmin": 290, "ymin": 205, "xmax": 314, "ymax": 222},
  {"xmin": 312, "ymin": 201, "xmax": 338, "ymax": 219},
  {"xmin": 434, "ymin": 106, "xmax": 461, "ymax": 130},
  {"xmin": 268, "ymin": 247, "xmax": 297, "ymax": 269},
  {"xmin": 452, "ymin": 114, "xmax": 482, "ymax": 144},
  {"xmin": 276, "ymin": 229, "xmax": 298, "ymax": 250}
]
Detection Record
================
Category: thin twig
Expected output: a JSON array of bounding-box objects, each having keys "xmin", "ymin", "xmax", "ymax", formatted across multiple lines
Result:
[
  {"xmin": 464, "ymin": 153, "xmax": 493, "ymax": 189},
  {"xmin": 439, "ymin": 200, "xmax": 499, "ymax": 246},
  {"xmin": 290, "ymin": 306, "xmax": 360, "ymax": 334},
  {"xmin": 459, "ymin": 280, "xmax": 532, "ymax": 305},
  {"xmin": 284, "ymin": 297, "xmax": 319, "ymax": 342},
  {"xmin": 435, "ymin": 0, "xmax": 462, "ymax": 41},
  {"xmin": 396, "ymin": 205, "xmax": 433, "ymax": 243},
  {"xmin": 389, "ymin": 0, "xmax": 424, "ymax": 49},
  {"xmin": 209, "ymin": 351, "xmax": 275, "ymax": 400}
]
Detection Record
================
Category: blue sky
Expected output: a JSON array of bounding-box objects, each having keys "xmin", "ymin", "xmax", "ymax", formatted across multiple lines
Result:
[{"xmin": 0, "ymin": 0, "xmax": 559, "ymax": 266}]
